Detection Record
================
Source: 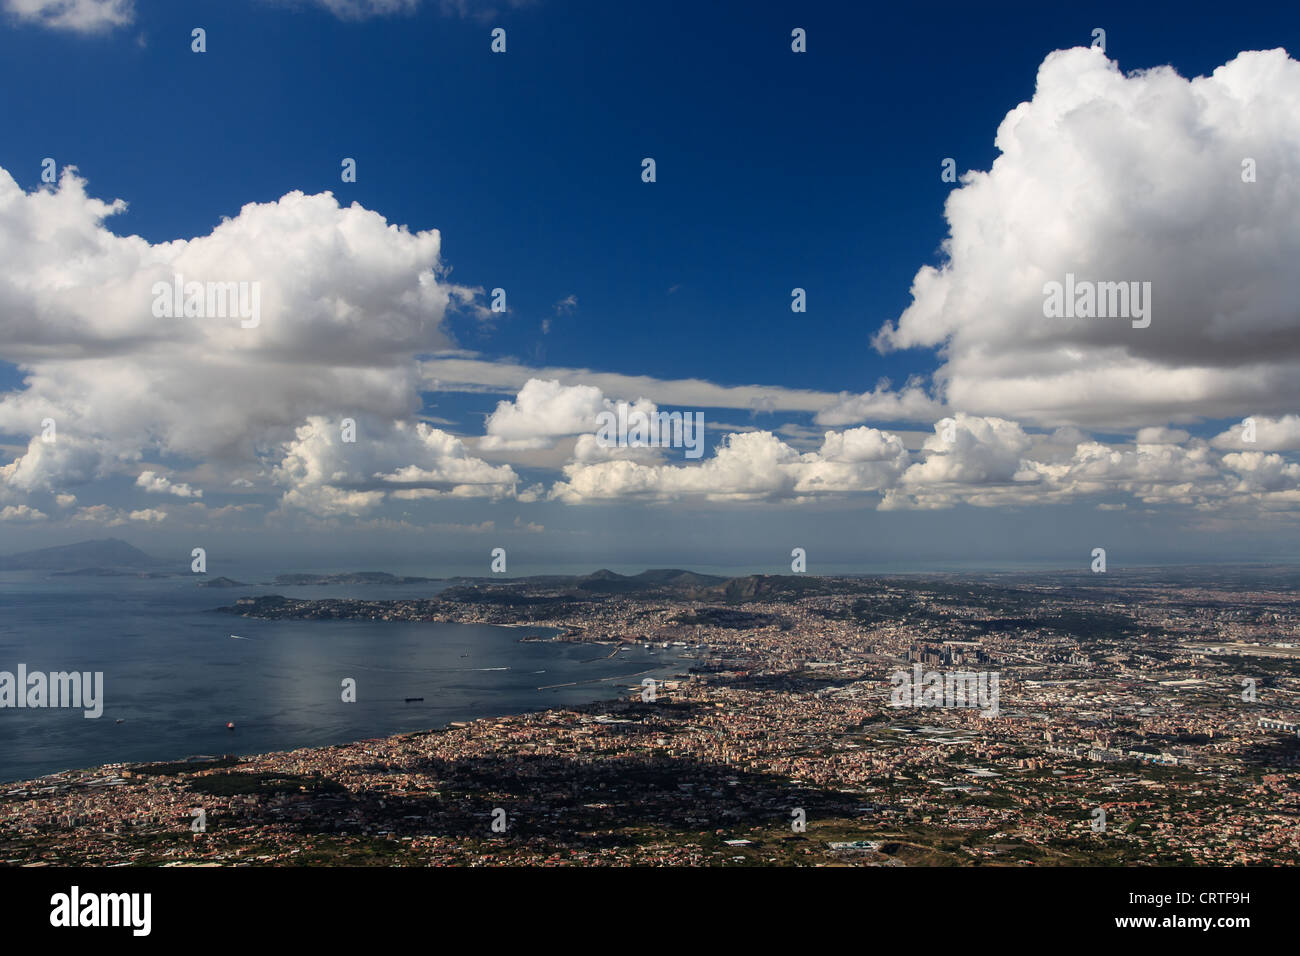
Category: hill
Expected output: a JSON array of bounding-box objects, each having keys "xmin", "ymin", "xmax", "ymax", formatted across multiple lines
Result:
[
  {"xmin": 711, "ymin": 574, "xmax": 832, "ymax": 603},
  {"xmin": 573, "ymin": 568, "xmax": 723, "ymax": 593}
]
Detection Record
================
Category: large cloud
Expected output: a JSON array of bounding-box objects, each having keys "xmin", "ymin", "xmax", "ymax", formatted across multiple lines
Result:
[
  {"xmin": 0, "ymin": 167, "xmax": 500, "ymax": 518},
  {"xmin": 873, "ymin": 47, "xmax": 1300, "ymax": 430}
]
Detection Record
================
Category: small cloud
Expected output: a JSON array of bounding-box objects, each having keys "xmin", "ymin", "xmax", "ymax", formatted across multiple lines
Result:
[
  {"xmin": 287, "ymin": 0, "xmax": 537, "ymax": 24},
  {"xmin": 72, "ymin": 504, "xmax": 164, "ymax": 525},
  {"xmin": 447, "ymin": 285, "xmax": 497, "ymax": 322},
  {"xmin": 136, "ymin": 470, "xmax": 202, "ymax": 499},
  {"xmin": 517, "ymin": 483, "xmax": 545, "ymax": 502}
]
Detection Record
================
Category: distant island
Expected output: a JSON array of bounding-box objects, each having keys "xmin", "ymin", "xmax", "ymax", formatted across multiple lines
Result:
[
  {"xmin": 0, "ymin": 537, "xmax": 167, "ymax": 572},
  {"xmin": 197, "ymin": 576, "xmax": 249, "ymax": 588},
  {"xmin": 53, "ymin": 568, "xmax": 177, "ymax": 578},
  {"xmin": 213, "ymin": 568, "xmax": 817, "ymax": 630}
]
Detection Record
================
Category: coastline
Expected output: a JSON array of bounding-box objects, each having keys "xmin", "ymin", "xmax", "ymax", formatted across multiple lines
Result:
[
  {"xmin": 1, "ymin": 658, "xmax": 699, "ymax": 793},
  {"xmin": 6, "ymin": 569, "xmax": 1300, "ymax": 866}
]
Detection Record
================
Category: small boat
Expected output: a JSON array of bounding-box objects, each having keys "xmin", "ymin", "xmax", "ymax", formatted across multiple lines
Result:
[
  {"xmin": 115, "ymin": 718, "xmax": 124, "ymax": 724},
  {"xmin": 404, "ymin": 697, "xmax": 424, "ymax": 703},
  {"xmin": 225, "ymin": 721, "xmax": 235, "ymax": 730}
]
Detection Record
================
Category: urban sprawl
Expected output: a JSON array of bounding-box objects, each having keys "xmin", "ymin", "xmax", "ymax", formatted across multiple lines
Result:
[{"xmin": 3, "ymin": 567, "xmax": 1298, "ymax": 866}]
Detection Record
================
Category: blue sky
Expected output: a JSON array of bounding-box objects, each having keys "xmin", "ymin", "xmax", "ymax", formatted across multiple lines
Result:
[
  {"xmin": 1, "ymin": 0, "xmax": 1281, "ymax": 395},
  {"xmin": 1, "ymin": 0, "xmax": 1299, "ymax": 572}
]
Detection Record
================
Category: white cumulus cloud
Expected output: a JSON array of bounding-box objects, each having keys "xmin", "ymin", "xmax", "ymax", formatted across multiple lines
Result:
[{"xmin": 874, "ymin": 47, "xmax": 1300, "ymax": 430}]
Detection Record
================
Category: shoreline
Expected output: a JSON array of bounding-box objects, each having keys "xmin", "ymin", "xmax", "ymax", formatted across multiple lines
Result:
[
  {"xmin": 0, "ymin": 657, "xmax": 701, "ymax": 790},
  {"xmin": 6, "ymin": 569, "xmax": 1300, "ymax": 865}
]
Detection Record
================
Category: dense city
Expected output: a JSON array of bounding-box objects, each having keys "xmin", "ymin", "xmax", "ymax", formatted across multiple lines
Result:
[{"xmin": 3, "ymin": 567, "xmax": 1299, "ymax": 866}]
